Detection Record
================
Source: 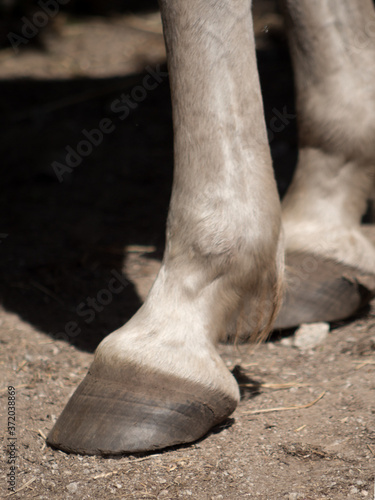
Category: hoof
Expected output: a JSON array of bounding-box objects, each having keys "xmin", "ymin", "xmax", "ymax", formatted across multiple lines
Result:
[
  {"xmin": 274, "ymin": 251, "xmax": 375, "ymax": 329},
  {"xmin": 47, "ymin": 366, "xmax": 237, "ymax": 455}
]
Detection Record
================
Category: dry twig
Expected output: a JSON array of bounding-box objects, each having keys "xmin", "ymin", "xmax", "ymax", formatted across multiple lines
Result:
[
  {"xmin": 244, "ymin": 391, "xmax": 326, "ymax": 415},
  {"xmin": 6, "ymin": 477, "xmax": 36, "ymax": 497},
  {"xmin": 241, "ymin": 382, "xmax": 308, "ymax": 390},
  {"xmin": 0, "ymin": 384, "xmax": 27, "ymax": 394},
  {"xmin": 354, "ymin": 360, "xmax": 375, "ymax": 370},
  {"xmin": 38, "ymin": 429, "xmax": 47, "ymax": 440}
]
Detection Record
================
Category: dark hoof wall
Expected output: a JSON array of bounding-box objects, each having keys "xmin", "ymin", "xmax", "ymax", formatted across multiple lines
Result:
[
  {"xmin": 47, "ymin": 368, "xmax": 237, "ymax": 455},
  {"xmin": 274, "ymin": 251, "xmax": 375, "ymax": 329}
]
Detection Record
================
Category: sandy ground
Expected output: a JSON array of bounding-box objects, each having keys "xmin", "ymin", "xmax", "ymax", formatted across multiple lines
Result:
[{"xmin": 0, "ymin": 4, "xmax": 375, "ymax": 499}]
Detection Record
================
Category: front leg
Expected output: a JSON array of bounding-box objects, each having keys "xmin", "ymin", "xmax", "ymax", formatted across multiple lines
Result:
[{"xmin": 47, "ymin": 0, "xmax": 283, "ymax": 454}]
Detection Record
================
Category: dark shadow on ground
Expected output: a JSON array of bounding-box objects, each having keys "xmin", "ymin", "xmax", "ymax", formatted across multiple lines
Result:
[
  {"xmin": 0, "ymin": 69, "xmax": 173, "ymax": 351},
  {"xmin": 232, "ymin": 365, "xmax": 263, "ymax": 401},
  {"xmin": 0, "ymin": 0, "xmax": 160, "ymax": 50}
]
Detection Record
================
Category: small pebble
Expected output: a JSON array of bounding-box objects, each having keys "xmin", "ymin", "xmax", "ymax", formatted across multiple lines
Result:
[
  {"xmin": 288, "ymin": 493, "xmax": 300, "ymax": 500},
  {"xmin": 293, "ymin": 322, "xmax": 329, "ymax": 349},
  {"xmin": 66, "ymin": 482, "xmax": 78, "ymax": 493}
]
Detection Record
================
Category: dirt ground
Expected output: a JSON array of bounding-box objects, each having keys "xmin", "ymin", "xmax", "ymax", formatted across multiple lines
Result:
[{"xmin": 1, "ymin": 3, "xmax": 375, "ymax": 499}]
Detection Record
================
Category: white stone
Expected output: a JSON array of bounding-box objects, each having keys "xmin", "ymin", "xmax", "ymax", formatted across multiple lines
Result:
[
  {"xmin": 280, "ymin": 337, "xmax": 293, "ymax": 346},
  {"xmin": 288, "ymin": 493, "xmax": 300, "ymax": 500},
  {"xmin": 293, "ymin": 322, "xmax": 329, "ymax": 349},
  {"xmin": 66, "ymin": 482, "xmax": 79, "ymax": 493}
]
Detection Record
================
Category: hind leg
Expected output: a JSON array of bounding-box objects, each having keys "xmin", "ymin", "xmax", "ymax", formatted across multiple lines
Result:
[{"xmin": 275, "ymin": 0, "xmax": 375, "ymax": 328}]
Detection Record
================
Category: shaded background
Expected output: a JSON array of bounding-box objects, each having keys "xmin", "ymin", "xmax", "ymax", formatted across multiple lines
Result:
[{"xmin": 0, "ymin": 0, "xmax": 297, "ymax": 350}]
